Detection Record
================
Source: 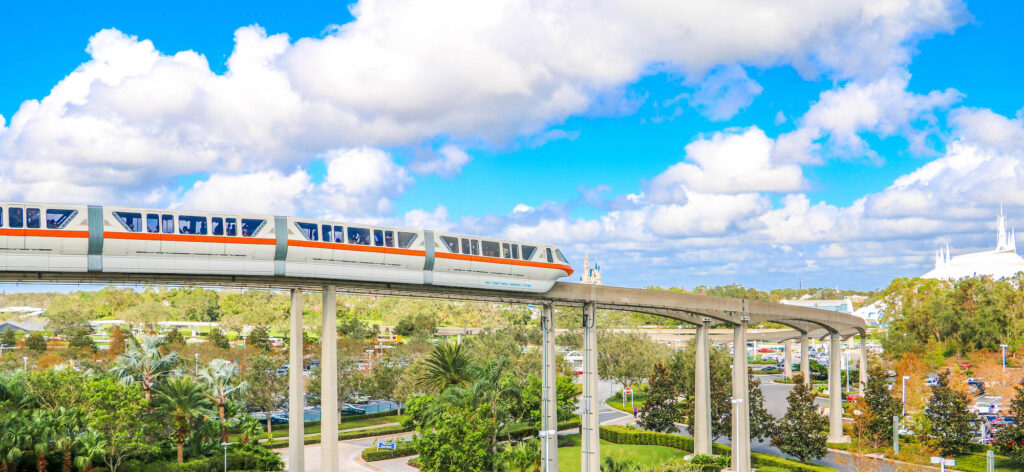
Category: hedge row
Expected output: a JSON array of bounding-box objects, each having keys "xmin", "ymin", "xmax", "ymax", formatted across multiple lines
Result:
[
  {"xmin": 233, "ymin": 409, "xmax": 399, "ymax": 433},
  {"xmin": 362, "ymin": 443, "xmax": 417, "ymax": 462},
  {"xmin": 599, "ymin": 426, "xmax": 836, "ymax": 472},
  {"xmin": 263, "ymin": 423, "xmax": 412, "ymax": 448},
  {"xmin": 502, "ymin": 419, "xmax": 582, "ymax": 441}
]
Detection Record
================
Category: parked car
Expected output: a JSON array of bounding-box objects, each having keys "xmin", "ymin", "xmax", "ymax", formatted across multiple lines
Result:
[{"xmin": 971, "ymin": 402, "xmax": 1001, "ymax": 415}]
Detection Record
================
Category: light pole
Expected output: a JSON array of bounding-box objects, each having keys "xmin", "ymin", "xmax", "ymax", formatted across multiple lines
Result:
[
  {"xmin": 22, "ymin": 356, "xmax": 28, "ymax": 370},
  {"xmin": 845, "ymin": 350, "xmax": 850, "ymax": 393},
  {"xmin": 902, "ymin": 376, "xmax": 910, "ymax": 417},
  {"xmin": 1001, "ymin": 344, "xmax": 1009, "ymax": 371},
  {"xmin": 221, "ymin": 442, "xmax": 232, "ymax": 472},
  {"xmin": 195, "ymin": 353, "xmax": 200, "ymax": 376}
]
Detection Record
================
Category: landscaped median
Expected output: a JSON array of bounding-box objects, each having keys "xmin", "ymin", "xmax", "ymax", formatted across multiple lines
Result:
[
  {"xmin": 263, "ymin": 423, "xmax": 412, "ymax": 449},
  {"xmin": 360, "ymin": 419, "xmax": 583, "ymax": 462},
  {"xmin": 600, "ymin": 425, "xmax": 837, "ymax": 472}
]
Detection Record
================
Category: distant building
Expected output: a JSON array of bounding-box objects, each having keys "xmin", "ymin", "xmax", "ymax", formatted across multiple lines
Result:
[
  {"xmin": 923, "ymin": 207, "xmax": 1024, "ymax": 280},
  {"xmin": 780, "ymin": 296, "xmax": 854, "ymax": 315},
  {"xmin": 580, "ymin": 251, "xmax": 602, "ymax": 285},
  {"xmin": 0, "ymin": 318, "xmax": 48, "ymax": 333},
  {"xmin": 853, "ymin": 300, "xmax": 885, "ymax": 327}
]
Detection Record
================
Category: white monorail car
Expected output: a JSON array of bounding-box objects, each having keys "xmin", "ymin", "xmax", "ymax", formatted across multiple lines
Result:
[{"xmin": 0, "ymin": 203, "xmax": 573, "ymax": 292}]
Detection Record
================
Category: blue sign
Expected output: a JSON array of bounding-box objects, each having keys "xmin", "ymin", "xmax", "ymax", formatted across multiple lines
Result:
[{"xmin": 377, "ymin": 442, "xmax": 396, "ymax": 450}]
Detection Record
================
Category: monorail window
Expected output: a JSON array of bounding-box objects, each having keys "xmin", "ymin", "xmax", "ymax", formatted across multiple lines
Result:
[
  {"xmin": 146, "ymin": 214, "xmax": 159, "ymax": 233},
  {"xmin": 461, "ymin": 238, "xmax": 470, "ymax": 254},
  {"xmin": 348, "ymin": 227, "xmax": 371, "ymax": 245},
  {"xmin": 26, "ymin": 208, "xmax": 40, "ymax": 229},
  {"xmin": 555, "ymin": 249, "xmax": 568, "ymax": 263},
  {"xmin": 211, "ymin": 217, "xmax": 224, "ymax": 236},
  {"xmin": 545, "ymin": 248, "xmax": 553, "ymax": 263},
  {"xmin": 114, "ymin": 212, "xmax": 142, "ymax": 232},
  {"xmin": 162, "ymin": 215, "xmax": 174, "ymax": 234},
  {"xmin": 482, "ymin": 241, "xmax": 500, "ymax": 258},
  {"xmin": 296, "ymin": 222, "xmax": 318, "ymax": 241},
  {"xmin": 9, "ymin": 208, "xmax": 22, "ymax": 228},
  {"xmin": 0, "ymin": 208, "xmax": 4, "ymax": 227},
  {"xmin": 440, "ymin": 236, "xmax": 459, "ymax": 252},
  {"xmin": 225, "ymin": 218, "xmax": 237, "ymax": 236},
  {"xmin": 45, "ymin": 209, "xmax": 78, "ymax": 229},
  {"xmin": 320, "ymin": 225, "xmax": 331, "ymax": 242},
  {"xmin": 397, "ymin": 231, "xmax": 417, "ymax": 248},
  {"xmin": 502, "ymin": 243, "xmax": 511, "ymax": 259},
  {"xmin": 521, "ymin": 245, "xmax": 537, "ymax": 261},
  {"xmin": 241, "ymin": 219, "xmax": 265, "ymax": 237},
  {"xmin": 179, "ymin": 216, "xmax": 207, "ymax": 235},
  {"xmin": 385, "ymin": 230, "xmax": 395, "ymax": 247},
  {"xmin": 334, "ymin": 226, "xmax": 344, "ymax": 243},
  {"xmin": 511, "ymin": 244, "xmax": 519, "ymax": 259},
  {"xmin": 373, "ymin": 229, "xmax": 384, "ymax": 246},
  {"xmin": 471, "ymin": 239, "xmax": 479, "ymax": 255}
]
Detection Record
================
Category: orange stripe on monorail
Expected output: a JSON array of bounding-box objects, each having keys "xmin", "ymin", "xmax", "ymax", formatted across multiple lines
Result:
[
  {"xmin": 103, "ymin": 232, "xmax": 276, "ymax": 245},
  {"xmin": 288, "ymin": 240, "xmax": 426, "ymax": 256},
  {"xmin": 435, "ymin": 252, "xmax": 574, "ymax": 276},
  {"xmin": 0, "ymin": 228, "xmax": 88, "ymax": 238}
]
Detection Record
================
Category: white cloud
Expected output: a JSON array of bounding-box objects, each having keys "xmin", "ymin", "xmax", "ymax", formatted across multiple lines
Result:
[
  {"xmin": 177, "ymin": 170, "xmax": 312, "ymax": 215},
  {"xmin": 648, "ymin": 127, "xmax": 807, "ymax": 198},
  {"xmin": 408, "ymin": 145, "xmax": 472, "ymax": 177},
  {"xmin": 403, "ymin": 205, "xmax": 452, "ymax": 231},
  {"xmin": 687, "ymin": 65, "xmax": 763, "ymax": 121},
  {"xmin": 319, "ymin": 148, "xmax": 412, "ymax": 217}
]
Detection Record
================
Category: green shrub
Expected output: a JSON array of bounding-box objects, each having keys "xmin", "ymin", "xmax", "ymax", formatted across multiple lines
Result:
[{"xmin": 362, "ymin": 443, "xmax": 417, "ymax": 461}]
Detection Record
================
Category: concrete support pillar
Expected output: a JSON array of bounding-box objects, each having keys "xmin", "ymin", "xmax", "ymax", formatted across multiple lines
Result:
[
  {"xmin": 859, "ymin": 331, "xmax": 868, "ymax": 396},
  {"xmin": 320, "ymin": 285, "xmax": 338, "ymax": 472},
  {"xmin": 694, "ymin": 317, "xmax": 713, "ymax": 455},
  {"xmin": 828, "ymin": 333, "xmax": 848, "ymax": 443},
  {"xmin": 800, "ymin": 334, "xmax": 810, "ymax": 387},
  {"xmin": 783, "ymin": 339, "xmax": 793, "ymax": 379},
  {"xmin": 581, "ymin": 301, "xmax": 600, "ymax": 472},
  {"xmin": 730, "ymin": 318, "xmax": 751, "ymax": 472},
  {"xmin": 288, "ymin": 288, "xmax": 304, "ymax": 472},
  {"xmin": 540, "ymin": 304, "xmax": 559, "ymax": 472}
]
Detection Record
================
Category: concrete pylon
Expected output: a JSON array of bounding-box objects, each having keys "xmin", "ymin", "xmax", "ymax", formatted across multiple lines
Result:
[
  {"xmin": 581, "ymin": 301, "xmax": 600, "ymax": 472},
  {"xmin": 694, "ymin": 317, "xmax": 713, "ymax": 455},
  {"xmin": 859, "ymin": 331, "xmax": 868, "ymax": 396},
  {"xmin": 288, "ymin": 288, "xmax": 304, "ymax": 472},
  {"xmin": 827, "ymin": 333, "xmax": 848, "ymax": 443},
  {"xmin": 783, "ymin": 339, "xmax": 793, "ymax": 379},
  {"xmin": 540, "ymin": 303, "xmax": 559, "ymax": 472},
  {"xmin": 800, "ymin": 334, "xmax": 810, "ymax": 387},
  {"xmin": 730, "ymin": 317, "xmax": 751, "ymax": 472},
  {"xmin": 321, "ymin": 285, "xmax": 338, "ymax": 472}
]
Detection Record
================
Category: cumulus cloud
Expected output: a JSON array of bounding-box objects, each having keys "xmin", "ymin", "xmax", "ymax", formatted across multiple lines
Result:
[
  {"xmin": 178, "ymin": 170, "xmax": 312, "ymax": 215},
  {"xmin": 687, "ymin": 65, "xmax": 763, "ymax": 121},
  {"xmin": 408, "ymin": 145, "xmax": 472, "ymax": 177}
]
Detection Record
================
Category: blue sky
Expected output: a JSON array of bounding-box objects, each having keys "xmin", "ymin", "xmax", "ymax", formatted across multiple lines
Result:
[{"xmin": 2, "ymin": 0, "xmax": 1023, "ymax": 291}]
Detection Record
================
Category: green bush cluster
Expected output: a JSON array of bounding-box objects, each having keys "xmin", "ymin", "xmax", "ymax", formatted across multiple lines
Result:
[
  {"xmin": 124, "ymin": 446, "xmax": 283, "ymax": 471},
  {"xmin": 362, "ymin": 443, "xmax": 417, "ymax": 461},
  {"xmin": 262, "ymin": 423, "xmax": 412, "ymax": 448}
]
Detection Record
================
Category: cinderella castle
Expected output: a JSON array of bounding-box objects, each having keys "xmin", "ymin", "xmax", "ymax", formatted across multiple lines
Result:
[
  {"xmin": 580, "ymin": 252, "xmax": 602, "ymax": 285},
  {"xmin": 923, "ymin": 206, "xmax": 1024, "ymax": 280}
]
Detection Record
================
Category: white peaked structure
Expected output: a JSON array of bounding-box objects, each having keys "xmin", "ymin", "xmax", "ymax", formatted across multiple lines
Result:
[
  {"xmin": 923, "ymin": 207, "xmax": 1024, "ymax": 280},
  {"xmin": 580, "ymin": 251, "xmax": 602, "ymax": 285}
]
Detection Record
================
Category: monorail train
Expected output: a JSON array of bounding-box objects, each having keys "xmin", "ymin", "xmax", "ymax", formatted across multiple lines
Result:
[{"xmin": 0, "ymin": 202, "xmax": 573, "ymax": 292}]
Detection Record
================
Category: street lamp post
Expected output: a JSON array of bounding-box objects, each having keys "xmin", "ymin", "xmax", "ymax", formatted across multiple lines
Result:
[
  {"xmin": 902, "ymin": 376, "xmax": 910, "ymax": 417},
  {"xmin": 22, "ymin": 356, "xmax": 28, "ymax": 370},
  {"xmin": 195, "ymin": 353, "xmax": 200, "ymax": 376},
  {"xmin": 221, "ymin": 442, "xmax": 232, "ymax": 472},
  {"xmin": 1001, "ymin": 344, "xmax": 1009, "ymax": 371}
]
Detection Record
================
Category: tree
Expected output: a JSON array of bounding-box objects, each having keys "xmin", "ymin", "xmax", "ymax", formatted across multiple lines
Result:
[
  {"xmin": 25, "ymin": 332, "xmax": 46, "ymax": 353},
  {"xmin": 415, "ymin": 405, "xmax": 497, "ymax": 472},
  {"xmin": 208, "ymin": 328, "xmax": 230, "ymax": 349},
  {"xmin": 48, "ymin": 407, "xmax": 85, "ymax": 472},
  {"xmin": 499, "ymin": 440, "xmax": 540, "ymax": 472},
  {"xmin": 417, "ymin": 343, "xmax": 475, "ymax": 392},
  {"xmin": 68, "ymin": 326, "xmax": 97, "ymax": 353},
  {"xmin": 0, "ymin": 330, "xmax": 16, "ymax": 349},
  {"xmin": 925, "ymin": 371, "xmax": 975, "ymax": 455},
  {"xmin": 241, "ymin": 354, "xmax": 287, "ymax": 435},
  {"xmin": 199, "ymin": 359, "xmax": 248, "ymax": 443},
  {"xmin": 110, "ymin": 335, "xmax": 181, "ymax": 403},
  {"xmin": 771, "ymin": 375, "xmax": 827, "ymax": 463},
  {"xmin": 996, "ymin": 379, "xmax": 1024, "ymax": 463},
  {"xmin": 747, "ymin": 370, "xmax": 775, "ymax": 441},
  {"xmin": 0, "ymin": 412, "xmax": 28, "ymax": 472},
  {"xmin": 25, "ymin": 369, "xmax": 88, "ymax": 412},
  {"xmin": 855, "ymin": 364, "xmax": 901, "ymax": 445},
  {"xmin": 164, "ymin": 327, "xmax": 185, "ymax": 346},
  {"xmin": 671, "ymin": 342, "xmax": 733, "ymax": 440},
  {"xmin": 247, "ymin": 326, "xmax": 272, "ymax": 353},
  {"xmin": 73, "ymin": 430, "xmax": 107, "ymax": 472},
  {"xmin": 638, "ymin": 363, "xmax": 680, "ymax": 433},
  {"xmin": 599, "ymin": 331, "xmax": 665, "ymax": 400},
  {"xmin": 154, "ymin": 376, "xmax": 215, "ymax": 463},
  {"xmin": 108, "ymin": 325, "xmax": 127, "ymax": 357},
  {"xmin": 84, "ymin": 378, "xmax": 155, "ymax": 472}
]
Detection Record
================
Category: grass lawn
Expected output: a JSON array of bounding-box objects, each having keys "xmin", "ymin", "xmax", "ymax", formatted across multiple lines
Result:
[{"xmin": 558, "ymin": 439, "xmax": 690, "ymax": 469}]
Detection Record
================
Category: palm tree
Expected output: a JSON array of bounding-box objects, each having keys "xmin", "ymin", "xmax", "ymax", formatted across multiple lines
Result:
[
  {"xmin": 417, "ymin": 343, "xmax": 474, "ymax": 392},
  {"xmin": 0, "ymin": 412, "xmax": 28, "ymax": 472},
  {"xmin": 0, "ymin": 370, "xmax": 28, "ymax": 411},
  {"xmin": 500, "ymin": 441, "xmax": 541, "ymax": 472},
  {"xmin": 110, "ymin": 335, "xmax": 180, "ymax": 403},
  {"xmin": 49, "ymin": 408, "xmax": 85, "ymax": 472},
  {"xmin": 154, "ymin": 376, "xmax": 215, "ymax": 464},
  {"xmin": 29, "ymin": 410, "xmax": 56, "ymax": 472},
  {"xmin": 601, "ymin": 456, "xmax": 638, "ymax": 472},
  {"xmin": 236, "ymin": 415, "xmax": 262, "ymax": 445},
  {"xmin": 73, "ymin": 431, "xmax": 106, "ymax": 472},
  {"xmin": 198, "ymin": 359, "xmax": 248, "ymax": 443}
]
